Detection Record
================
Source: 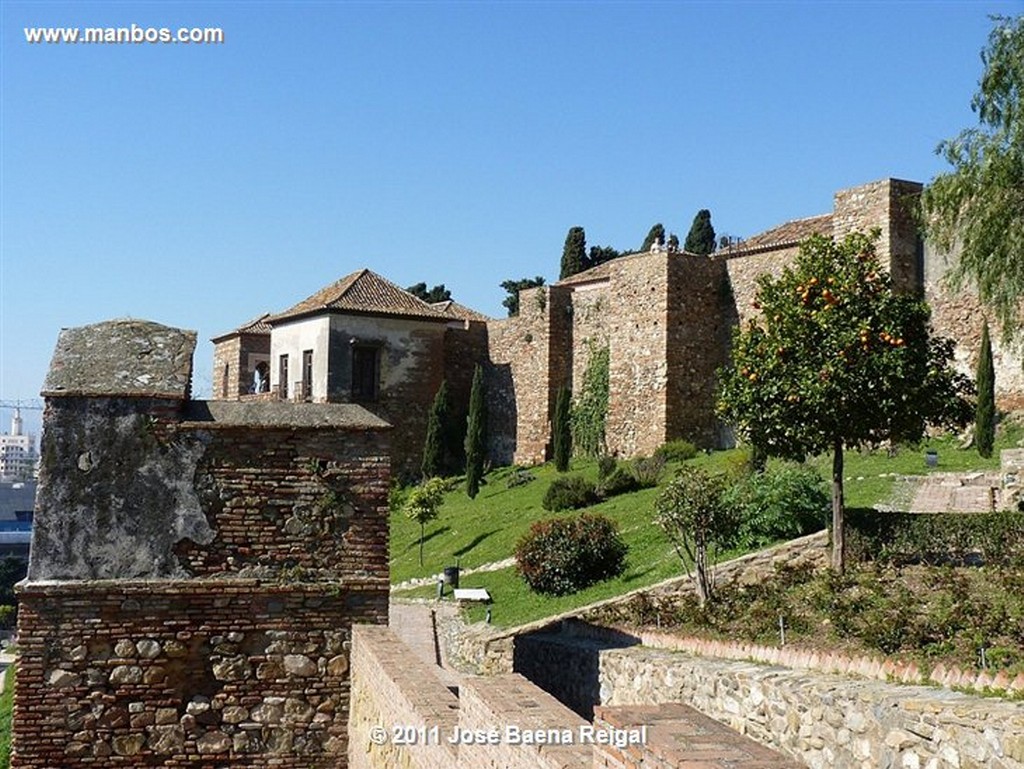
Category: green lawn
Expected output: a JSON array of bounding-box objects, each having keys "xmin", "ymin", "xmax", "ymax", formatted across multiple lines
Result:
[
  {"xmin": 390, "ymin": 421, "xmax": 1023, "ymax": 629},
  {"xmin": 0, "ymin": 663, "xmax": 14, "ymax": 769}
]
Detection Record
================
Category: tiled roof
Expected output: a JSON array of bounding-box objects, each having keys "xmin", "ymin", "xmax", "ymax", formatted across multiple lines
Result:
[
  {"xmin": 271, "ymin": 269, "xmax": 449, "ymax": 324},
  {"xmin": 210, "ymin": 313, "xmax": 273, "ymax": 342},
  {"xmin": 555, "ymin": 260, "xmax": 616, "ymax": 287},
  {"xmin": 430, "ymin": 300, "xmax": 491, "ymax": 322},
  {"xmin": 721, "ymin": 214, "xmax": 833, "ymax": 257}
]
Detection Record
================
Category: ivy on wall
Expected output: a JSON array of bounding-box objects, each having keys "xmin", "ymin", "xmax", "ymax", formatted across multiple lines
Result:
[{"xmin": 570, "ymin": 343, "xmax": 609, "ymax": 457}]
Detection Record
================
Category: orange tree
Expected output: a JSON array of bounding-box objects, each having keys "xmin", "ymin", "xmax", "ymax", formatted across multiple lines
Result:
[{"xmin": 717, "ymin": 231, "xmax": 972, "ymax": 572}]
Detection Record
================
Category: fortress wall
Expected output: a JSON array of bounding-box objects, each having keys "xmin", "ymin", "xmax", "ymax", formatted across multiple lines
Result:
[
  {"xmin": 605, "ymin": 253, "xmax": 671, "ymax": 457},
  {"xmin": 14, "ymin": 320, "xmax": 390, "ymax": 769}
]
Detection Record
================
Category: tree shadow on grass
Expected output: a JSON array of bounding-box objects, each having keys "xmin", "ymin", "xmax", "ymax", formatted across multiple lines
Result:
[
  {"xmin": 453, "ymin": 530, "xmax": 498, "ymax": 559},
  {"xmin": 621, "ymin": 565, "xmax": 657, "ymax": 584},
  {"xmin": 400, "ymin": 525, "xmax": 451, "ymax": 554}
]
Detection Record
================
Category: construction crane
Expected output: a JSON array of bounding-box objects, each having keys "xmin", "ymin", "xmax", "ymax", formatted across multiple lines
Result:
[{"xmin": 0, "ymin": 400, "xmax": 43, "ymax": 411}]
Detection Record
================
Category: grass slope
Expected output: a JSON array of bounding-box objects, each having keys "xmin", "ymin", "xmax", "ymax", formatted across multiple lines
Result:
[{"xmin": 391, "ymin": 422, "xmax": 1023, "ymax": 629}]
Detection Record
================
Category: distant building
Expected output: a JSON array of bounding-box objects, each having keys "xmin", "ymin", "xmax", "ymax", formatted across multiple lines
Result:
[
  {"xmin": 0, "ymin": 409, "xmax": 39, "ymax": 481},
  {"xmin": 0, "ymin": 479, "xmax": 35, "ymax": 558}
]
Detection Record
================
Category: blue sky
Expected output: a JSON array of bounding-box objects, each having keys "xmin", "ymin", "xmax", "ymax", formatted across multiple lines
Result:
[{"xmin": 1, "ymin": 0, "xmax": 1020, "ymax": 438}]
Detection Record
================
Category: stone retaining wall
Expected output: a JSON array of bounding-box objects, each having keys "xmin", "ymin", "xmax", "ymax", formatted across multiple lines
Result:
[{"xmin": 599, "ymin": 646, "xmax": 1024, "ymax": 769}]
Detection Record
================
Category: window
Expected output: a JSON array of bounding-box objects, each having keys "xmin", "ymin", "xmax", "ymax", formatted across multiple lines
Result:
[
  {"xmin": 221, "ymin": 364, "xmax": 230, "ymax": 398},
  {"xmin": 279, "ymin": 354, "xmax": 289, "ymax": 400},
  {"xmin": 351, "ymin": 345, "xmax": 379, "ymax": 402},
  {"xmin": 302, "ymin": 350, "xmax": 313, "ymax": 401}
]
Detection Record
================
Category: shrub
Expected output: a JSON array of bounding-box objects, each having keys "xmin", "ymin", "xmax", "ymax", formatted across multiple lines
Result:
[
  {"xmin": 506, "ymin": 467, "xmax": 535, "ymax": 488},
  {"xmin": 845, "ymin": 509, "xmax": 1024, "ymax": 566},
  {"xmin": 542, "ymin": 476, "xmax": 599, "ymax": 512},
  {"xmin": 629, "ymin": 454, "xmax": 666, "ymax": 488},
  {"xmin": 596, "ymin": 455, "xmax": 618, "ymax": 482},
  {"xmin": 515, "ymin": 513, "xmax": 628, "ymax": 595},
  {"xmin": 655, "ymin": 467, "xmax": 739, "ymax": 608},
  {"xmin": 655, "ymin": 439, "xmax": 698, "ymax": 463},
  {"xmin": 0, "ymin": 606, "xmax": 13, "ymax": 631},
  {"xmin": 599, "ymin": 467, "xmax": 640, "ymax": 498},
  {"xmin": 724, "ymin": 463, "xmax": 829, "ymax": 548}
]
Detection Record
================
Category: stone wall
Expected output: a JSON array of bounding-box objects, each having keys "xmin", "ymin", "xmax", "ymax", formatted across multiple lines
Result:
[
  {"xmin": 212, "ymin": 334, "xmax": 271, "ymax": 399},
  {"xmin": 327, "ymin": 314, "xmax": 446, "ymax": 480},
  {"xmin": 924, "ymin": 266, "xmax": 1024, "ymax": 412},
  {"xmin": 599, "ymin": 647, "xmax": 1024, "ymax": 769},
  {"xmin": 485, "ymin": 286, "xmax": 570, "ymax": 466},
  {"xmin": 14, "ymin": 319, "xmax": 391, "ymax": 769},
  {"xmin": 725, "ymin": 247, "xmax": 800, "ymax": 328},
  {"xmin": 833, "ymin": 178, "xmax": 923, "ymax": 294},
  {"xmin": 15, "ymin": 580, "xmax": 377, "ymax": 767},
  {"xmin": 605, "ymin": 253, "xmax": 671, "ymax": 457},
  {"xmin": 664, "ymin": 254, "xmax": 731, "ymax": 448},
  {"xmin": 443, "ymin": 319, "xmax": 490, "ymax": 464},
  {"xmin": 569, "ymin": 284, "xmax": 611, "ymax": 399}
]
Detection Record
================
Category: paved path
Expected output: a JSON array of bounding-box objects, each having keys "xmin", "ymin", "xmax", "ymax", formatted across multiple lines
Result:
[{"xmin": 388, "ymin": 601, "xmax": 461, "ymax": 689}]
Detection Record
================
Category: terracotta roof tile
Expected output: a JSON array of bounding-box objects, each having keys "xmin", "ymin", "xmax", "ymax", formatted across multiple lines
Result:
[
  {"xmin": 430, "ymin": 300, "xmax": 491, "ymax": 322},
  {"xmin": 721, "ymin": 213, "xmax": 833, "ymax": 257},
  {"xmin": 555, "ymin": 260, "xmax": 616, "ymax": 286},
  {"xmin": 271, "ymin": 269, "xmax": 449, "ymax": 324},
  {"xmin": 211, "ymin": 313, "xmax": 273, "ymax": 342}
]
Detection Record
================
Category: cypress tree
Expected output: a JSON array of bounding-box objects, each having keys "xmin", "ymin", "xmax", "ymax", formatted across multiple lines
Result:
[
  {"xmin": 553, "ymin": 385, "xmax": 572, "ymax": 472},
  {"xmin": 976, "ymin": 321, "xmax": 996, "ymax": 458},
  {"xmin": 421, "ymin": 380, "xmax": 450, "ymax": 479},
  {"xmin": 684, "ymin": 209, "xmax": 716, "ymax": 255},
  {"xmin": 464, "ymin": 365, "xmax": 487, "ymax": 498},
  {"xmin": 560, "ymin": 226, "xmax": 587, "ymax": 280},
  {"xmin": 641, "ymin": 223, "xmax": 665, "ymax": 252}
]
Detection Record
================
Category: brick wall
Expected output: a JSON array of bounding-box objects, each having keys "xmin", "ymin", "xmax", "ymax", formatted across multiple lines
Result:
[
  {"xmin": 15, "ymin": 580, "xmax": 383, "ymax": 768},
  {"xmin": 349, "ymin": 625, "xmax": 459, "ymax": 769}
]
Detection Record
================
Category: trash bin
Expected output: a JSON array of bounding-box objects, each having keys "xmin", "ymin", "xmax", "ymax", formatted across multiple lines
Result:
[
  {"xmin": 925, "ymin": 449, "xmax": 938, "ymax": 468},
  {"xmin": 443, "ymin": 566, "xmax": 460, "ymax": 590}
]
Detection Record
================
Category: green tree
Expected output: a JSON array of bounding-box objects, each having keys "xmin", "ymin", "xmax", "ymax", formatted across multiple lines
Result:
[
  {"xmin": 404, "ymin": 477, "xmax": 447, "ymax": 566},
  {"xmin": 560, "ymin": 226, "xmax": 587, "ymax": 279},
  {"xmin": 684, "ymin": 209, "xmax": 716, "ymax": 254},
  {"xmin": 641, "ymin": 223, "xmax": 665, "ymax": 252},
  {"xmin": 717, "ymin": 232, "xmax": 973, "ymax": 573},
  {"xmin": 422, "ymin": 380, "xmax": 450, "ymax": 479},
  {"xmin": 552, "ymin": 385, "xmax": 572, "ymax": 471},
  {"xmin": 976, "ymin": 321, "xmax": 996, "ymax": 458},
  {"xmin": 500, "ymin": 276, "xmax": 545, "ymax": 317},
  {"xmin": 920, "ymin": 15, "xmax": 1024, "ymax": 341},
  {"xmin": 406, "ymin": 282, "xmax": 452, "ymax": 303},
  {"xmin": 464, "ymin": 365, "xmax": 487, "ymax": 498},
  {"xmin": 655, "ymin": 467, "xmax": 738, "ymax": 608},
  {"xmin": 587, "ymin": 245, "xmax": 621, "ymax": 268}
]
